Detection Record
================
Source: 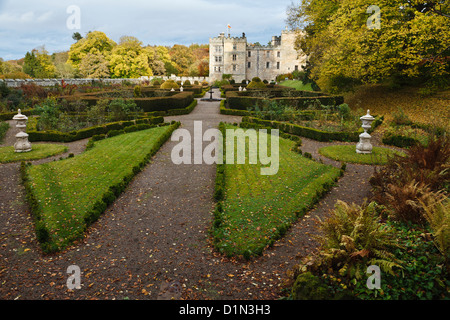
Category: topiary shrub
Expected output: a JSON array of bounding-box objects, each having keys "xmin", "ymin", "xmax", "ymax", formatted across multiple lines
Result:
[
  {"xmin": 184, "ymin": 80, "xmax": 191, "ymax": 85},
  {"xmin": 160, "ymin": 80, "xmax": 180, "ymax": 90},
  {"xmin": 247, "ymin": 80, "xmax": 267, "ymax": 89}
]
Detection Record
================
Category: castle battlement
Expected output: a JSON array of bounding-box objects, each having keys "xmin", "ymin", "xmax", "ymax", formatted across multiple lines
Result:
[{"xmin": 210, "ymin": 36, "xmax": 247, "ymax": 42}]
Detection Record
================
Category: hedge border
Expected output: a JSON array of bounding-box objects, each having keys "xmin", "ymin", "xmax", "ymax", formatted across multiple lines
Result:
[
  {"xmin": 225, "ymin": 90, "xmax": 345, "ymax": 111},
  {"xmin": 21, "ymin": 121, "xmax": 181, "ymax": 253},
  {"xmin": 240, "ymin": 116, "xmax": 383, "ymax": 143},
  {"xmin": 27, "ymin": 116, "xmax": 164, "ymax": 142},
  {"xmin": 60, "ymin": 90, "xmax": 194, "ymax": 113}
]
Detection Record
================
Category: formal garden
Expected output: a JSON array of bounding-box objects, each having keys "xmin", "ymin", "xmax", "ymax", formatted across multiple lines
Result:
[
  {"xmin": 215, "ymin": 76, "xmax": 449, "ymax": 300},
  {"xmin": 0, "ymin": 73, "xmax": 449, "ymax": 301}
]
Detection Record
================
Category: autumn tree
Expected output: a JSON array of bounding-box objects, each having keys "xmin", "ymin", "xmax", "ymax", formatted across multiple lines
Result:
[
  {"xmin": 23, "ymin": 47, "xmax": 56, "ymax": 78},
  {"xmin": 52, "ymin": 51, "xmax": 77, "ymax": 78},
  {"xmin": 287, "ymin": 0, "xmax": 450, "ymax": 92},
  {"xmin": 79, "ymin": 52, "xmax": 110, "ymax": 78},
  {"xmin": 68, "ymin": 31, "xmax": 116, "ymax": 69},
  {"xmin": 169, "ymin": 45, "xmax": 195, "ymax": 76},
  {"xmin": 108, "ymin": 36, "xmax": 153, "ymax": 78}
]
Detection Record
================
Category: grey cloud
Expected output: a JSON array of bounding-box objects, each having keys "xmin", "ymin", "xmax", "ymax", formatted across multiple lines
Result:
[{"xmin": 0, "ymin": 0, "xmax": 294, "ymax": 60}]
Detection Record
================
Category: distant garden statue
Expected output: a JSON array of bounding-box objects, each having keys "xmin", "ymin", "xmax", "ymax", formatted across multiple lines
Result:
[
  {"xmin": 356, "ymin": 110, "xmax": 375, "ymax": 154},
  {"xmin": 13, "ymin": 109, "xmax": 32, "ymax": 153}
]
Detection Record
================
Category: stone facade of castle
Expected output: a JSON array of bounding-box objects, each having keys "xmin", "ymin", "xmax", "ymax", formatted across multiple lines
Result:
[{"xmin": 209, "ymin": 30, "xmax": 306, "ymax": 83}]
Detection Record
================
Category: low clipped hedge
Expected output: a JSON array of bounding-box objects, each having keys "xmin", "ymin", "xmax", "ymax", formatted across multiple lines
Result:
[
  {"xmin": 382, "ymin": 133, "xmax": 419, "ymax": 148},
  {"xmin": 28, "ymin": 116, "xmax": 164, "ymax": 142},
  {"xmin": 60, "ymin": 91, "xmax": 194, "ymax": 113},
  {"xmin": 226, "ymin": 90, "xmax": 344, "ymax": 111},
  {"xmin": 0, "ymin": 109, "xmax": 35, "ymax": 121},
  {"xmin": 219, "ymin": 99, "xmax": 252, "ymax": 116},
  {"xmin": 242, "ymin": 116, "xmax": 360, "ymax": 142}
]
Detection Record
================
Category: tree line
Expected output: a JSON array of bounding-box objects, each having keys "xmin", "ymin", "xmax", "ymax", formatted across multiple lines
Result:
[{"xmin": 0, "ymin": 31, "xmax": 209, "ymax": 79}]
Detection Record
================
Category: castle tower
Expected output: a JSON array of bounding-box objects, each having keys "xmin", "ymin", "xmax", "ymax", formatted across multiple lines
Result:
[{"xmin": 209, "ymin": 32, "xmax": 247, "ymax": 83}]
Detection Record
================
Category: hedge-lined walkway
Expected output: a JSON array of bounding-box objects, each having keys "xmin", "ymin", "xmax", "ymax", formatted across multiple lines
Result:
[{"xmin": 0, "ymin": 90, "xmax": 374, "ymax": 300}]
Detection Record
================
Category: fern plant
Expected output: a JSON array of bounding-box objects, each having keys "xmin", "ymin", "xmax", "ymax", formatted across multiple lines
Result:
[
  {"xmin": 420, "ymin": 195, "xmax": 450, "ymax": 267},
  {"xmin": 315, "ymin": 201, "xmax": 403, "ymax": 279}
]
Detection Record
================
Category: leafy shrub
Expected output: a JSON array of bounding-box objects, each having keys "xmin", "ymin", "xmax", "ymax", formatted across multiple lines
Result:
[
  {"xmin": 35, "ymin": 98, "xmax": 60, "ymax": 131},
  {"xmin": 160, "ymin": 80, "xmax": 180, "ymax": 90},
  {"xmin": 247, "ymin": 79, "xmax": 267, "ymax": 89},
  {"xmin": 183, "ymin": 80, "xmax": 191, "ymax": 85},
  {"xmin": 383, "ymin": 181, "xmax": 438, "ymax": 225},
  {"xmin": 421, "ymin": 195, "xmax": 450, "ymax": 266},
  {"xmin": 371, "ymin": 136, "xmax": 450, "ymax": 199},
  {"xmin": 337, "ymin": 103, "xmax": 352, "ymax": 121},
  {"xmin": 291, "ymin": 272, "xmax": 329, "ymax": 300},
  {"xmin": 133, "ymin": 85, "xmax": 142, "ymax": 97},
  {"xmin": 108, "ymin": 98, "xmax": 141, "ymax": 121}
]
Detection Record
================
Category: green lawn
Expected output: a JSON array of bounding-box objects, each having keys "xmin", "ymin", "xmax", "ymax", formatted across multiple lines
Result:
[
  {"xmin": 0, "ymin": 144, "xmax": 67, "ymax": 163},
  {"xmin": 25, "ymin": 124, "xmax": 177, "ymax": 252},
  {"xmin": 279, "ymin": 80, "xmax": 313, "ymax": 91},
  {"xmin": 318, "ymin": 144, "xmax": 405, "ymax": 165},
  {"xmin": 213, "ymin": 125, "xmax": 342, "ymax": 258}
]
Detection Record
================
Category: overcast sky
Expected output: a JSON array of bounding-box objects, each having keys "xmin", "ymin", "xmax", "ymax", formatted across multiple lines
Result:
[{"xmin": 0, "ymin": 0, "xmax": 298, "ymax": 60}]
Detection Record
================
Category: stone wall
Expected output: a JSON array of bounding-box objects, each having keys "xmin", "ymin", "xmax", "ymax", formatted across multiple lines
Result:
[{"xmin": 0, "ymin": 75, "xmax": 210, "ymax": 88}]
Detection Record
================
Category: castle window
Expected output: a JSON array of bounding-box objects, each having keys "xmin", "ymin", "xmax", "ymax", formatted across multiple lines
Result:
[
  {"xmin": 215, "ymin": 56, "xmax": 222, "ymax": 62},
  {"xmin": 248, "ymin": 51, "xmax": 251, "ymax": 57},
  {"xmin": 233, "ymin": 44, "xmax": 237, "ymax": 50},
  {"xmin": 232, "ymin": 54, "xmax": 237, "ymax": 61},
  {"xmin": 277, "ymin": 51, "xmax": 281, "ymax": 58},
  {"xmin": 266, "ymin": 62, "xmax": 270, "ymax": 69},
  {"xmin": 295, "ymin": 65, "xmax": 299, "ymax": 71},
  {"xmin": 215, "ymin": 46, "xmax": 222, "ymax": 53},
  {"xmin": 233, "ymin": 64, "xmax": 237, "ymax": 71},
  {"xmin": 277, "ymin": 62, "xmax": 280, "ymax": 69},
  {"xmin": 248, "ymin": 62, "xmax": 251, "ymax": 68}
]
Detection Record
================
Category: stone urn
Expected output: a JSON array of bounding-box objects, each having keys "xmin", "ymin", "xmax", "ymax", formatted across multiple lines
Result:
[
  {"xmin": 13, "ymin": 109, "xmax": 32, "ymax": 153},
  {"xmin": 356, "ymin": 110, "xmax": 375, "ymax": 154}
]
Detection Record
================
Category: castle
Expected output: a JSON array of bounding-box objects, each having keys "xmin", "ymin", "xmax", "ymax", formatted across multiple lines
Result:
[{"xmin": 209, "ymin": 29, "xmax": 307, "ymax": 83}]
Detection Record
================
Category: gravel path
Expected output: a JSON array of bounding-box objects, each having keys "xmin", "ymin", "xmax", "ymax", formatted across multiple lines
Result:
[{"xmin": 0, "ymin": 90, "xmax": 375, "ymax": 300}]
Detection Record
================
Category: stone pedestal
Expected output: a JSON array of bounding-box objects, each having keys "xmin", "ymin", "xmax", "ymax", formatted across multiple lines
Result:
[
  {"xmin": 13, "ymin": 109, "xmax": 32, "ymax": 153},
  {"xmin": 356, "ymin": 110, "xmax": 375, "ymax": 154}
]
